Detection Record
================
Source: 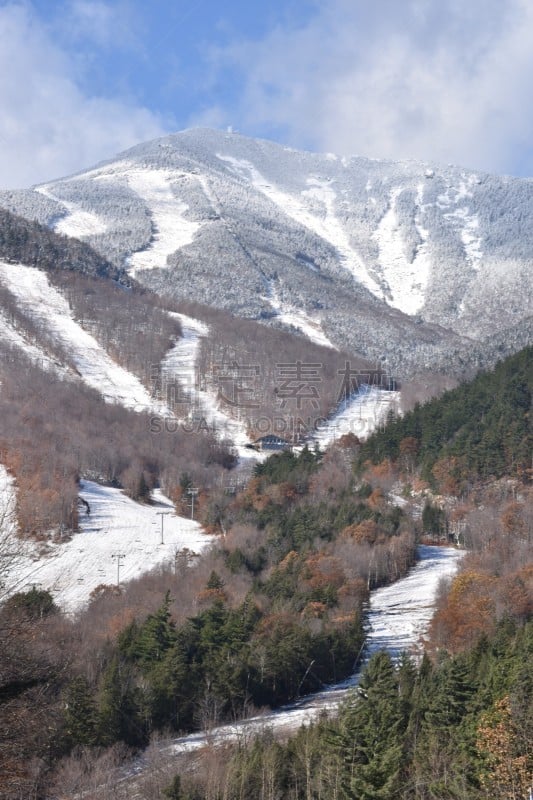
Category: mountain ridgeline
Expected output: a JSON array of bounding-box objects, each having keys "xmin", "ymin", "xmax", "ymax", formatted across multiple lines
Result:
[{"xmin": 1, "ymin": 128, "xmax": 531, "ymax": 379}]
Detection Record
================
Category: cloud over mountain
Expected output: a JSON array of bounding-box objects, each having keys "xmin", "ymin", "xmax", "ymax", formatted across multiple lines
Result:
[
  {"xmin": 212, "ymin": 0, "xmax": 533, "ymax": 176},
  {"xmin": 0, "ymin": 2, "xmax": 165, "ymax": 188}
]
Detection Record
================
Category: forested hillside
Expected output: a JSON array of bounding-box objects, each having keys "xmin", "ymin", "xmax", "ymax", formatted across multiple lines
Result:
[
  {"xmin": 179, "ymin": 299, "xmax": 387, "ymax": 440},
  {"xmin": 132, "ymin": 349, "xmax": 531, "ymax": 800},
  {"xmin": 170, "ymin": 621, "xmax": 531, "ymax": 800},
  {"xmin": 358, "ymin": 346, "xmax": 532, "ymax": 490},
  {"xmin": 0, "ymin": 195, "xmax": 530, "ymax": 799},
  {"xmin": 0, "ymin": 209, "xmax": 388, "ymax": 539},
  {"xmin": 0, "ymin": 343, "xmax": 531, "ymax": 797},
  {"xmin": 0, "ymin": 442, "xmax": 421, "ymax": 797},
  {"xmin": 0, "ymin": 208, "xmax": 125, "ymax": 281},
  {"xmin": 0, "ymin": 350, "xmax": 235, "ymax": 534}
]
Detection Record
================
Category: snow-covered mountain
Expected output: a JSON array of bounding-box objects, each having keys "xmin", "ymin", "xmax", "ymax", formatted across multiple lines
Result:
[{"xmin": 1, "ymin": 128, "xmax": 531, "ymax": 377}]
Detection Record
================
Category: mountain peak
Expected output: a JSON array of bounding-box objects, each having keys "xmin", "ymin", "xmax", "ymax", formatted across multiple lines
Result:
[{"xmin": 0, "ymin": 129, "xmax": 531, "ymax": 378}]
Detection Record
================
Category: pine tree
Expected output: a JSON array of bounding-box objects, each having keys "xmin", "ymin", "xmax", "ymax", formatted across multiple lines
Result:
[
  {"xmin": 413, "ymin": 655, "xmax": 478, "ymax": 797},
  {"xmin": 98, "ymin": 657, "xmax": 124, "ymax": 745},
  {"xmin": 122, "ymin": 592, "xmax": 176, "ymax": 668},
  {"xmin": 206, "ymin": 570, "xmax": 225, "ymax": 590},
  {"xmin": 98, "ymin": 656, "xmax": 146, "ymax": 747},
  {"xmin": 335, "ymin": 651, "xmax": 405, "ymax": 799},
  {"xmin": 63, "ymin": 676, "xmax": 99, "ymax": 748}
]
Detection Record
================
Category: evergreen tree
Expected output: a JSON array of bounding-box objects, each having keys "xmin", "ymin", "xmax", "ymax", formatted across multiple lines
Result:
[
  {"xmin": 63, "ymin": 676, "xmax": 99, "ymax": 748},
  {"xmin": 335, "ymin": 651, "xmax": 405, "ymax": 799},
  {"xmin": 120, "ymin": 592, "xmax": 176, "ymax": 668},
  {"xmin": 98, "ymin": 656, "xmax": 146, "ymax": 747},
  {"xmin": 163, "ymin": 775, "xmax": 183, "ymax": 799},
  {"xmin": 206, "ymin": 570, "xmax": 225, "ymax": 590},
  {"xmin": 414, "ymin": 655, "xmax": 478, "ymax": 797}
]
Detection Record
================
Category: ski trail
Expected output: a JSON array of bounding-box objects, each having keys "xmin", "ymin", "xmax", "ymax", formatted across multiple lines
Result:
[
  {"xmin": 268, "ymin": 288, "xmax": 337, "ymax": 349},
  {"xmin": 161, "ymin": 313, "xmax": 263, "ymax": 465},
  {"xmin": 310, "ymin": 385, "xmax": 400, "ymax": 447},
  {"xmin": 36, "ymin": 184, "xmax": 107, "ymax": 237},
  {"xmin": 125, "ymin": 167, "xmax": 201, "ymax": 275},
  {"xmin": 111, "ymin": 544, "xmax": 463, "ymax": 788},
  {"xmin": 0, "ymin": 261, "xmax": 167, "ymax": 414},
  {"xmin": 1, "ymin": 480, "xmax": 212, "ymax": 613},
  {"xmin": 170, "ymin": 546, "xmax": 463, "ymax": 751},
  {"xmin": 0, "ymin": 308, "xmax": 64, "ymax": 374},
  {"xmin": 218, "ymin": 154, "xmax": 381, "ymax": 296}
]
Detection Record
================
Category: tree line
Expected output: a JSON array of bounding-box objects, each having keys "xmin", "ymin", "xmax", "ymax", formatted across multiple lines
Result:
[
  {"xmin": 165, "ymin": 619, "xmax": 531, "ymax": 800},
  {"xmin": 358, "ymin": 346, "xmax": 532, "ymax": 492}
]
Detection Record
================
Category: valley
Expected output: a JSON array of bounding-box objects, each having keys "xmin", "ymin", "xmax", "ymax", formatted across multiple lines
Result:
[{"xmin": 0, "ymin": 130, "xmax": 530, "ymax": 800}]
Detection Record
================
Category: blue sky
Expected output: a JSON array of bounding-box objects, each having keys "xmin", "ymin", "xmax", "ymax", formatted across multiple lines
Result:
[{"xmin": 1, "ymin": 0, "xmax": 533, "ymax": 186}]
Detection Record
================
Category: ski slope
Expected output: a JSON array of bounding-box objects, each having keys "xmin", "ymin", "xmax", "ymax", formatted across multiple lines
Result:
[
  {"xmin": 2, "ymin": 480, "xmax": 212, "ymax": 613},
  {"xmin": 117, "ymin": 544, "xmax": 463, "ymax": 780},
  {"xmin": 268, "ymin": 288, "xmax": 336, "ymax": 349},
  {"xmin": 218, "ymin": 154, "xmax": 382, "ymax": 296},
  {"xmin": 36, "ymin": 184, "xmax": 108, "ymax": 238},
  {"xmin": 0, "ymin": 308, "xmax": 64, "ymax": 374},
  {"xmin": 162, "ymin": 314, "xmax": 391, "ymax": 462},
  {"xmin": 123, "ymin": 166, "xmax": 202, "ymax": 276},
  {"xmin": 161, "ymin": 312, "xmax": 263, "ymax": 465},
  {"xmin": 0, "ymin": 261, "xmax": 167, "ymax": 414},
  {"xmin": 372, "ymin": 186, "xmax": 431, "ymax": 316},
  {"xmin": 311, "ymin": 385, "xmax": 400, "ymax": 448},
  {"xmin": 365, "ymin": 545, "xmax": 462, "ymax": 659},
  {"xmin": 174, "ymin": 546, "xmax": 463, "ymax": 749},
  {"xmin": 161, "ymin": 312, "xmax": 209, "ymax": 407}
]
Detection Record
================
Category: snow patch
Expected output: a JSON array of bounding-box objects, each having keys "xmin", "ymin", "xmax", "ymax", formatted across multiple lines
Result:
[
  {"xmin": 373, "ymin": 187, "xmax": 430, "ymax": 316},
  {"xmin": 0, "ymin": 261, "xmax": 165, "ymax": 413},
  {"xmin": 311, "ymin": 386, "xmax": 399, "ymax": 448},
  {"xmin": 36, "ymin": 185, "xmax": 107, "ymax": 237},
  {"xmin": 2, "ymin": 480, "xmax": 212, "ymax": 613},
  {"xmin": 268, "ymin": 289, "xmax": 336, "ymax": 349},
  {"xmin": 125, "ymin": 167, "xmax": 202, "ymax": 275},
  {"xmin": 218, "ymin": 154, "xmax": 381, "ymax": 296}
]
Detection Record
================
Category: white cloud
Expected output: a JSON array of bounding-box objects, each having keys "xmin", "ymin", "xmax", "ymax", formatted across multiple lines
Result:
[
  {"xmin": 59, "ymin": 0, "xmax": 140, "ymax": 50},
  {"xmin": 0, "ymin": 3, "xmax": 166, "ymax": 188},
  {"xmin": 216, "ymin": 0, "xmax": 533, "ymax": 174}
]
